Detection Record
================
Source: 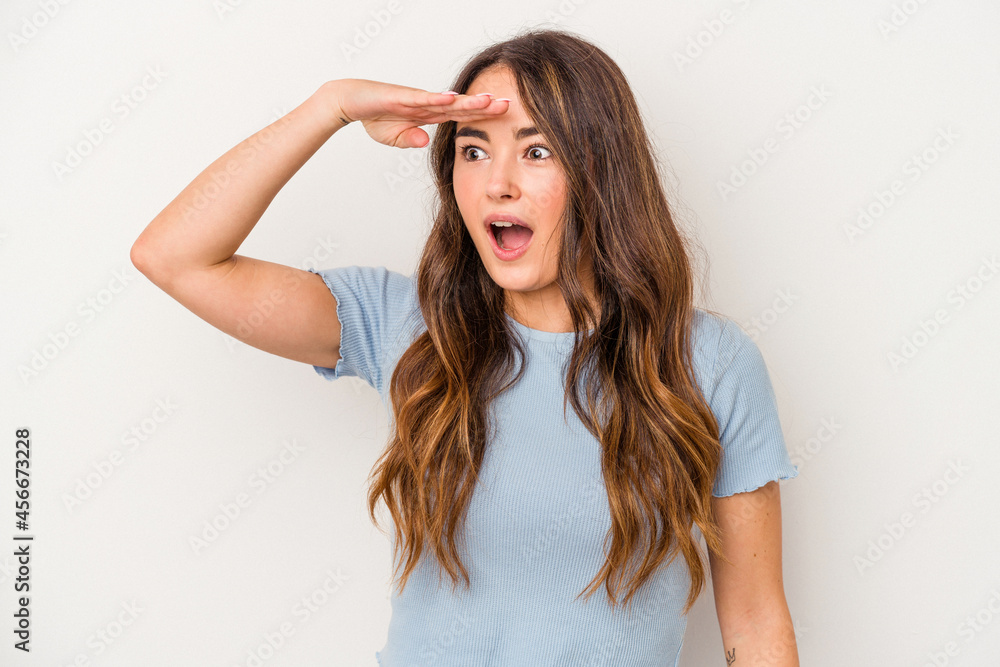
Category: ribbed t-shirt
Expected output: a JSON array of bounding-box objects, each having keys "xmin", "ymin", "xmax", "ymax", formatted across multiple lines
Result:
[{"xmin": 307, "ymin": 265, "xmax": 799, "ymax": 667}]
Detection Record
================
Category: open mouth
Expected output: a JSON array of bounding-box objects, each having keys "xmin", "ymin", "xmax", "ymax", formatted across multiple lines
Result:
[{"xmin": 489, "ymin": 221, "xmax": 533, "ymax": 251}]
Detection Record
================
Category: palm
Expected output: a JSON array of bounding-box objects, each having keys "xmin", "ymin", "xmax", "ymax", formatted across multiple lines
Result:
[
  {"xmin": 337, "ymin": 79, "xmax": 506, "ymax": 149},
  {"xmin": 361, "ymin": 113, "xmax": 442, "ymax": 148}
]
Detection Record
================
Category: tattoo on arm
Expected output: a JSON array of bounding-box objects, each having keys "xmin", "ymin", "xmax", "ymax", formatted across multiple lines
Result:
[{"xmin": 726, "ymin": 647, "xmax": 736, "ymax": 665}]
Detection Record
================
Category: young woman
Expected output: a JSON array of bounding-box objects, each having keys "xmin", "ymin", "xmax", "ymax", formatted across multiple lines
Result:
[{"xmin": 132, "ymin": 28, "xmax": 799, "ymax": 667}]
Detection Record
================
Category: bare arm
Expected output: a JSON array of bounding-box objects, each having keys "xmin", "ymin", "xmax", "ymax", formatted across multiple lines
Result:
[
  {"xmin": 130, "ymin": 79, "xmax": 507, "ymax": 369},
  {"xmin": 709, "ymin": 481, "xmax": 800, "ymax": 666},
  {"xmin": 130, "ymin": 81, "xmax": 350, "ymax": 368}
]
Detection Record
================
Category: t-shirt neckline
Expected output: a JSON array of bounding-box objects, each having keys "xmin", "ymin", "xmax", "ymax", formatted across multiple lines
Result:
[{"xmin": 504, "ymin": 313, "xmax": 595, "ymax": 344}]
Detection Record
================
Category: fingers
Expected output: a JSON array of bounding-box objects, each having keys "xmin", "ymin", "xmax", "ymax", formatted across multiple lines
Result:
[
  {"xmin": 404, "ymin": 126, "xmax": 430, "ymax": 149},
  {"xmin": 416, "ymin": 91, "xmax": 510, "ymax": 120}
]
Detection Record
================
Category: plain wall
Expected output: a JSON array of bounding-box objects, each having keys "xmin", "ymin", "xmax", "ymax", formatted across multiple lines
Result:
[{"xmin": 3, "ymin": 1, "xmax": 999, "ymax": 665}]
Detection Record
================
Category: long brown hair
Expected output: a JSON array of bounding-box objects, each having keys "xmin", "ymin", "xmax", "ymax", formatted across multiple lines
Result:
[{"xmin": 366, "ymin": 27, "xmax": 727, "ymax": 615}]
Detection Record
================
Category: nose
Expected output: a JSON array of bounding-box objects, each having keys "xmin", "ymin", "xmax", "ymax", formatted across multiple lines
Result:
[{"xmin": 485, "ymin": 150, "xmax": 520, "ymax": 200}]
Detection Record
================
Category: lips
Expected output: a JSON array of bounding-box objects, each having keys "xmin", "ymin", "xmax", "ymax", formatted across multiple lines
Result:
[
  {"xmin": 483, "ymin": 213, "xmax": 533, "ymax": 260},
  {"xmin": 484, "ymin": 213, "xmax": 533, "ymax": 250},
  {"xmin": 484, "ymin": 213, "xmax": 532, "ymax": 233}
]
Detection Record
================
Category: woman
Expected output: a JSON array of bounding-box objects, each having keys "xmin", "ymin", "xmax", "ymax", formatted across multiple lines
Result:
[{"xmin": 132, "ymin": 27, "xmax": 799, "ymax": 667}]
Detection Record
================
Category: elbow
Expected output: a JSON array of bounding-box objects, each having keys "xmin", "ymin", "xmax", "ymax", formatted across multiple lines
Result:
[
  {"xmin": 129, "ymin": 238, "xmax": 147, "ymax": 274},
  {"xmin": 130, "ymin": 234, "xmax": 171, "ymax": 287},
  {"xmin": 130, "ymin": 235, "xmax": 155, "ymax": 279}
]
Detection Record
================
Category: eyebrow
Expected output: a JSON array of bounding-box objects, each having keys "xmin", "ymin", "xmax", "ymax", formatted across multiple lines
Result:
[{"xmin": 454, "ymin": 126, "xmax": 540, "ymax": 142}]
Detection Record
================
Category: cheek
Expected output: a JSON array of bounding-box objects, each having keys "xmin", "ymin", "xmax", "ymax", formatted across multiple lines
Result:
[
  {"xmin": 453, "ymin": 185, "xmax": 483, "ymax": 245},
  {"xmin": 452, "ymin": 176, "xmax": 468, "ymax": 205},
  {"xmin": 528, "ymin": 175, "xmax": 566, "ymax": 218},
  {"xmin": 453, "ymin": 174, "xmax": 483, "ymax": 216},
  {"xmin": 452, "ymin": 181, "xmax": 474, "ymax": 223},
  {"xmin": 528, "ymin": 179, "xmax": 566, "ymax": 247}
]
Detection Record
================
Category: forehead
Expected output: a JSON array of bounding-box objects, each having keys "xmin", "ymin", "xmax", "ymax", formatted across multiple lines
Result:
[
  {"xmin": 467, "ymin": 64, "xmax": 517, "ymax": 92},
  {"xmin": 455, "ymin": 66, "xmax": 532, "ymax": 133}
]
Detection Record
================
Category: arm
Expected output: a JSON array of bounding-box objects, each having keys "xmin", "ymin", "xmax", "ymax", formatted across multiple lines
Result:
[
  {"xmin": 708, "ymin": 480, "xmax": 799, "ymax": 667},
  {"xmin": 130, "ymin": 79, "xmax": 505, "ymax": 368},
  {"xmin": 130, "ymin": 80, "xmax": 350, "ymax": 368}
]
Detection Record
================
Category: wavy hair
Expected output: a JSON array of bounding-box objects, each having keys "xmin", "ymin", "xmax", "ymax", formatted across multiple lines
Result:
[{"xmin": 366, "ymin": 27, "xmax": 727, "ymax": 614}]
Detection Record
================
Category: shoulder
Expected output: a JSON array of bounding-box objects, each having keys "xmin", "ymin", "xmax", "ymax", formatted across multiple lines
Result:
[
  {"xmin": 358, "ymin": 265, "xmax": 424, "ymax": 344},
  {"xmin": 688, "ymin": 308, "xmax": 763, "ymax": 401},
  {"xmin": 307, "ymin": 265, "xmax": 425, "ymax": 395},
  {"xmin": 689, "ymin": 309, "xmax": 798, "ymax": 495},
  {"xmin": 689, "ymin": 307, "xmax": 745, "ymax": 375},
  {"xmin": 309, "ymin": 263, "xmax": 425, "ymax": 357},
  {"xmin": 317, "ymin": 264, "xmax": 415, "ymax": 298},
  {"xmin": 312, "ymin": 264, "xmax": 420, "ymax": 320}
]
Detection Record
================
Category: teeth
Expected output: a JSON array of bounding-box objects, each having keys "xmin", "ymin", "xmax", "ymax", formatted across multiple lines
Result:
[{"xmin": 491, "ymin": 221, "xmax": 514, "ymax": 227}]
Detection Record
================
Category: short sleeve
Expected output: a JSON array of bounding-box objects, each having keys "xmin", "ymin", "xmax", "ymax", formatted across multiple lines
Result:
[
  {"xmin": 306, "ymin": 265, "xmax": 419, "ymax": 396},
  {"xmin": 708, "ymin": 320, "xmax": 799, "ymax": 497}
]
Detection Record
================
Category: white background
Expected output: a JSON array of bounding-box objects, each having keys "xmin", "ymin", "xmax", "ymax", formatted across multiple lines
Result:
[{"xmin": 2, "ymin": 1, "xmax": 999, "ymax": 665}]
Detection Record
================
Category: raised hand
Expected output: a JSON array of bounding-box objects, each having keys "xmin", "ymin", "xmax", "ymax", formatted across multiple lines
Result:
[{"xmin": 329, "ymin": 78, "xmax": 510, "ymax": 149}]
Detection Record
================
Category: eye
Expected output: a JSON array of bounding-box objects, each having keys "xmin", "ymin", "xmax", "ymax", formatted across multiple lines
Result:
[
  {"xmin": 457, "ymin": 143, "xmax": 486, "ymax": 162},
  {"xmin": 456, "ymin": 143, "xmax": 554, "ymax": 162},
  {"xmin": 526, "ymin": 144, "xmax": 553, "ymax": 160}
]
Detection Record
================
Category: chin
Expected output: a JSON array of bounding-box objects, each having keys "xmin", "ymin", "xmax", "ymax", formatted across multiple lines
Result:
[{"xmin": 488, "ymin": 267, "xmax": 545, "ymax": 292}]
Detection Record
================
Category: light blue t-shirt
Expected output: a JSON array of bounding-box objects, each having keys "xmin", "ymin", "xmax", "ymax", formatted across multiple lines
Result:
[{"xmin": 307, "ymin": 265, "xmax": 798, "ymax": 667}]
